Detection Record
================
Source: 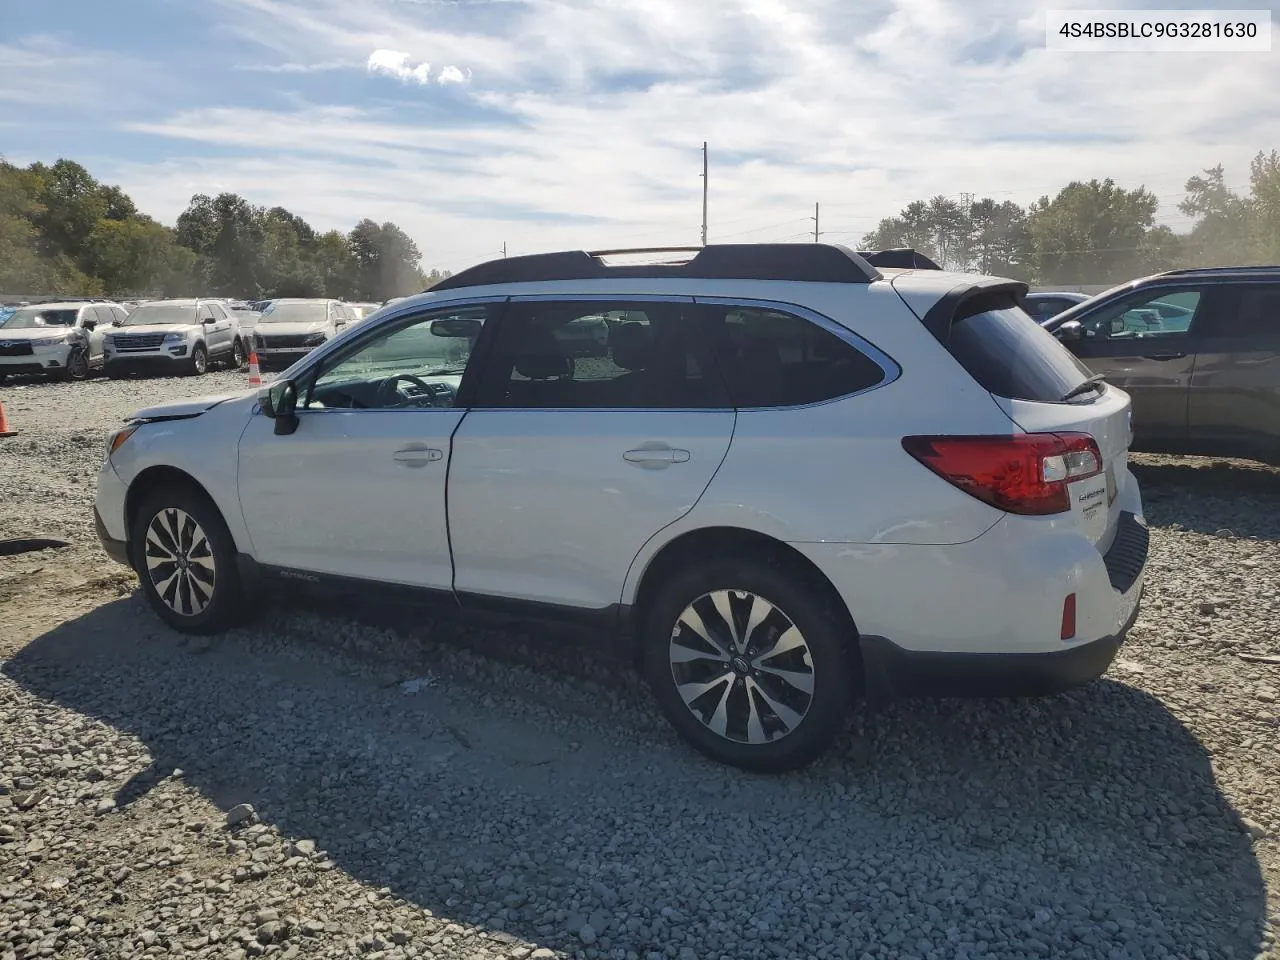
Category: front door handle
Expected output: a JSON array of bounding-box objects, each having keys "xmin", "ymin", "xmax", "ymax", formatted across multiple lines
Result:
[
  {"xmin": 623, "ymin": 447, "xmax": 691, "ymax": 464},
  {"xmin": 1145, "ymin": 352, "xmax": 1187, "ymax": 361},
  {"xmin": 393, "ymin": 446, "xmax": 443, "ymax": 468}
]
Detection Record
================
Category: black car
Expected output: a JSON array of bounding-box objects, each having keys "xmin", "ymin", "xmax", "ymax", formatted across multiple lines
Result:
[
  {"xmin": 1042, "ymin": 266, "xmax": 1280, "ymax": 464},
  {"xmin": 1023, "ymin": 291, "xmax": 1092, "ymax": 324}
]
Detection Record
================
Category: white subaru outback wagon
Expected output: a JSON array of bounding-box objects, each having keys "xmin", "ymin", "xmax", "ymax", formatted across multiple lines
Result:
[{"xmin": 94, "ymin": 244, "xmax": 1148, "ymax": 772}]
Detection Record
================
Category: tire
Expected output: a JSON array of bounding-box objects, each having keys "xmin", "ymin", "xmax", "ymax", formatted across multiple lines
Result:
[
  {"xmin": 62, "ymin": 347, "xmax": 90, "ymax": 381},
  {"xmin": 130, "ymin": 486, "xmax": 245, "ymax": 634},
  {"xmin": 642, "ymin": 556, "xmax": 853, "ymax": 773},
  {"xmin": 188, "ymin": 344, "xmax": 208, "ymax": 376},
  {"xmin": 230, "ymin": 338, "xmax": 246, "ymax": 369}
]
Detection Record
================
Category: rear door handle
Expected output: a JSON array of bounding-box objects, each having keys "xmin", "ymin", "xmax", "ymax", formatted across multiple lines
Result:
[
  {"xmin": 623, "ymin": 448, "xmax": 691, "ymax": 464},
  {"xmin": 393, "ymin": 445, "xmax": 443, "ymax": 467}
]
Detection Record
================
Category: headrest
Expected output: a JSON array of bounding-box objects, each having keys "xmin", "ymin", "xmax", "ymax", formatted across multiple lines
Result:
[
  {"xmin": 611, "ymin": 321, "xmax": 655, "ymax": 371},
  {"xmin": 513, "ymin": 325, "xmax": 570, "ymax": 379}
]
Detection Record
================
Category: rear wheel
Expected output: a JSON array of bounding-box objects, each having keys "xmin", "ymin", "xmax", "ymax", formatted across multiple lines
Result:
[
  {"xmin": 642, "ymin": 556, "xmax": 853, "ymax": 772},
  {"xmin": 130, "ymin": 486, "xmax": 245, "ymax": 634},
  {"xmin": 188, "ymin": 344, "xmax": 208, "ymax": 376}
]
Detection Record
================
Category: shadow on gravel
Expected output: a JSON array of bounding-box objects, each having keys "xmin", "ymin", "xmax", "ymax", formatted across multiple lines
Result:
[
  {"xmin": 5, "ymin": 598, "xmax": 1269, "ymax": 959},
  {"xmin": 1132, "ymin": 457, "xmax": 1280, "ymax": 540}
]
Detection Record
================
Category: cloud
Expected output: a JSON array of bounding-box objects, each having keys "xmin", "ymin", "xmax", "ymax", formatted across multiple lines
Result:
[
  {"xmin": 366, "ymin": 49, "xmax": 432, "ymax": 85},
  {"xmin": 235, "ymin": 60, "xmax": 355, "ymax": 74},
  {"xmin": 21, "ymin": 0, "xmax": 1280, "ymax": 272},
  {"xmin": 437, "ymin": 65, "xmax": 471, "ymax": 85}
]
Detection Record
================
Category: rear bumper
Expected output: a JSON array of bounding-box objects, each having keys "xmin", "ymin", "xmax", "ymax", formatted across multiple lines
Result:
[{"xmin": 860, "ymin": 585, "xmax": 1142, "ymax": 699}]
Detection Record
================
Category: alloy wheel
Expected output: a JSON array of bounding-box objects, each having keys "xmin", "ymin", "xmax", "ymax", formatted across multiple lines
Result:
[
  {"xmin": 193, "ymin": 347, "xmax": 207, "ymax": 374},
  {"xmin": 669, "ymin": 589, "xmax": 815, "ymax": 744},
  {"xmin": 143, "ymin": 507, "xmax": 216, "ymax": 616}
]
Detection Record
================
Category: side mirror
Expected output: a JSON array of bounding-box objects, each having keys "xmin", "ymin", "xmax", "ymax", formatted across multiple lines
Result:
[
  {"xmin": 82, "ymin": 319, "xmax": 96, "ymax": 331},
  {"xmin": 1055, "ymin": 320, "xmax": 1084, "ymax": 342},
  {"xmin": 263, "ymin": 380, "xmax": 300, "ymax": 435},
  {"xmin": 202, "ymin": 316, "xmax": 216, "ymax": 325}
]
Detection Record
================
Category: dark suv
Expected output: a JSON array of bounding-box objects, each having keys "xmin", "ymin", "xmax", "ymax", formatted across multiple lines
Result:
[{"xmin": 1043, "ymin": 266, "xmax": 1280, "ymax": 464}]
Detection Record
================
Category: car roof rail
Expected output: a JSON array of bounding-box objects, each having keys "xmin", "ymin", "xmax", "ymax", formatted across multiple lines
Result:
[
  {"xmin": 1159, "ymin": 264, "xmax": 1280, "ymax": 277},
  {"xmin": 856, "ymin": 248, "xmax": 943, "ymax": 270},
  {"xmin": 428, "ymin": 243, "xmax": 884, "ymax": 292}
]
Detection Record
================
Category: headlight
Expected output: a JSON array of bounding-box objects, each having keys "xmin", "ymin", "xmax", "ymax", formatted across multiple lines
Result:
[
  {"xmin": 163, "ymin": 332, "xmax": 186, "ymax": 343},
  {"xmin": 31, "ymin": 335, "xmax": 67, "ymax": 346},
  {"xmin": 105, "ymin": 425, "xmax": 139, "ymax": 460},
  {"xmin": 303, "ymin": 333, "xmax": 326, "ymax": 346}
]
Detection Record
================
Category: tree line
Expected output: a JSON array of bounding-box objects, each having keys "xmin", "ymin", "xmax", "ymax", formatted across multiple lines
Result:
[
  {"xmin": 861, "ymin": 149, "xmax": 1280, "ymax": 285},
  {"xmin": 0, "ymin": 158, "xmax": 448, "ymax": 300},
  {"xmin": 4, "ymin": 151, "xmax": 1280, "ymax": 297}
]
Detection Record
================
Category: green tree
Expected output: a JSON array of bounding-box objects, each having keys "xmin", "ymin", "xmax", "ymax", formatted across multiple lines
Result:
[
  {"xmin": 1027, "ymin": 179, "xmax": 1165, "ymax": 285},
  {"xmin": 348, "ymin": 219, "xmax": 423, "ymax": 299},
  {"xmin": 85, "ymin": 217, "xmax": 193, "ymax": 296},
  {"xmin": 28, "ymin": 159, "xmax": 108, "ymax": 266}
]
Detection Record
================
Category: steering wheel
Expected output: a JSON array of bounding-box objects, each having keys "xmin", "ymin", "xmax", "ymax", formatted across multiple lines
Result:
[{"xmin": 375, "ymin": 374, "xmax": 451, "ymax": 408}]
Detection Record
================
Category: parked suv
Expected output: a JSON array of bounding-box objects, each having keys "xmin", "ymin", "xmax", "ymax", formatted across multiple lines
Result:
[
  {"xmin": 1043, "ymin": 266, "xmax": 1280, "ymax": 464},
  {"xmin": 251, "ymin": 299, "xmax": 357, "ymax": 371},
  {"xmin": 0, "ymin": 301, "xmax": 125, "ymax": 381},
  {"xmin": 104, "ymin": 298, "xmax": 245, "ymax": 377},
  {"xmin": 94, "ymin": 244, "xmax": 1148, "ymax": 772}
]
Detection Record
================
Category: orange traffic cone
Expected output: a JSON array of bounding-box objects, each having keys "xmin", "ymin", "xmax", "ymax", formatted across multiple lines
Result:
[
  {"xmin": 248, "ymin": 350, "xmax": 261, "ymax": 386},
  {"xmin": 0, "ymin": 399, "xmax": 15, "ymax": 438}
]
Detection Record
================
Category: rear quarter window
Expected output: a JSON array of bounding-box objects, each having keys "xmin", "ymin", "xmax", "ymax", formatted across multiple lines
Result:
[{"xmin": 946, "ymin": 298, "xmax": 1093, "ymax": 403}]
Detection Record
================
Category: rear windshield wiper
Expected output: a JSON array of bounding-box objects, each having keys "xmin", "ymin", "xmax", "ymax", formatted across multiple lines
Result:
[{"xmin": 1061, "ymin": 374, "xmax": 1106, "ymax": 401}]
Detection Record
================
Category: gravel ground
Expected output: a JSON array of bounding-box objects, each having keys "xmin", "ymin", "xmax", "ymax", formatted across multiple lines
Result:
[{"xmin": 1, "ymin": 371, "xmax": 1279, "ymax": 960}]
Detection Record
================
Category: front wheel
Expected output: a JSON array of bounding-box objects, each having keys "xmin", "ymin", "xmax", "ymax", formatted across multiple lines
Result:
[
  {"xmin": 62, "ymin": 347, "xmax": 90, "ymax": 381},
  {"xmin": 642, "ymin": 557, "xmax": 853, "ymax": 773},
  {"xmin": 130, "ymin": 487, "xmax": 246, "ymax": 634},
  {"xmin": 230, "ymin": 338, "xmax": 246, "ymax": 369},
  {"xmin": 188, "ymin": 344, "xmax": 208, "ymax": 376}
]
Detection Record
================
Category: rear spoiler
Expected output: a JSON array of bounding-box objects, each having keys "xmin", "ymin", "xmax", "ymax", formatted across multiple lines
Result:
[
  {"xmin": 918, "ymin": 279, "xmax": 1030, "ymax": 343},
  {"xmin": 857, "ymin": 248, "xmax": 943, "ymax": 270}
]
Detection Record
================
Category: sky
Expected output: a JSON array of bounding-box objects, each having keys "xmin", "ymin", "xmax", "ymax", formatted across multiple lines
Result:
[{"xmin": 2, "ymin": 0, "xmax": 1279, "ymax": 273}]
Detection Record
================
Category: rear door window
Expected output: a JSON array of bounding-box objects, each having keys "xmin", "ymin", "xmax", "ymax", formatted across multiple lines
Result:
[
  {"xmin": 946, "ymin": 298, "xmax": 1095, "ymax": 403},
  {"xmin": 1201, "ymin": 284, "xmax": 1280, "ymax": 339},
  {"xmin": 701, "ymin": 305, "xmax": 888, "ymax": 407}
]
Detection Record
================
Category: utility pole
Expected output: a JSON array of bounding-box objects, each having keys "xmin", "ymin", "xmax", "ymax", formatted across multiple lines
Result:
[
  {"xmin": 812, "ymin": 202, "xmax": 821, "ymax": 243},
  {"xmin": 501, "ymin": 242, "xmax": 507, "ymax": 258},
  {"xmin": 700, "ymin": 142, "xmax": 708, "ymax": 246}
]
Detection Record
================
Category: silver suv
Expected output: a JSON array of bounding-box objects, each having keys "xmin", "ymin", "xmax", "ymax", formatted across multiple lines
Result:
[
  {"xmin": 0, "ymin": 301, "xmax": 124, "ymax": 381},
  {"xmin": 104, "ymin": 299, "xmax": 246, "ymax": 378}
]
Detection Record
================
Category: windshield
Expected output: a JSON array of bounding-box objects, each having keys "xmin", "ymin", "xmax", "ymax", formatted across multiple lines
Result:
[
  {"xmin": 260, "ymin": 302, "xmax": 328, "ymax": 324},
  {"xmin": 0, "ymin": 307, "xmax": 15, "ymax": 325},
  {"xmin": 122, "ymin": 303, "xmax": 198, "ymax": 326},
  {"xmin": 3, "ymin": 307, "xmax": 78, "ymax": 329}
]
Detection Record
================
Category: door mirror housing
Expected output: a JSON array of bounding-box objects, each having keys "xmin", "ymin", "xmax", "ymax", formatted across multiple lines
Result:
[
  {"xmin": 202, "ymin": 316, "xmax": 217, "ymax": 325},
  {"xmin": 82, "ymin": 318, "xmax": 96, "ymax": 331},
  {"xmin": 262, "ymin": 379, "xmax": 300, "ymax": 435},
  {"xmin": 1055, "ymin": 319, "xmax": 1084, "ymax": 342}
]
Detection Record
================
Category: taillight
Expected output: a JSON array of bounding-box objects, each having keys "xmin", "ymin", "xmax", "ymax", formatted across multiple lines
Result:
[{"xmin": 901, "ymin": 433, "xmax": 1104, "ymax": 516}]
